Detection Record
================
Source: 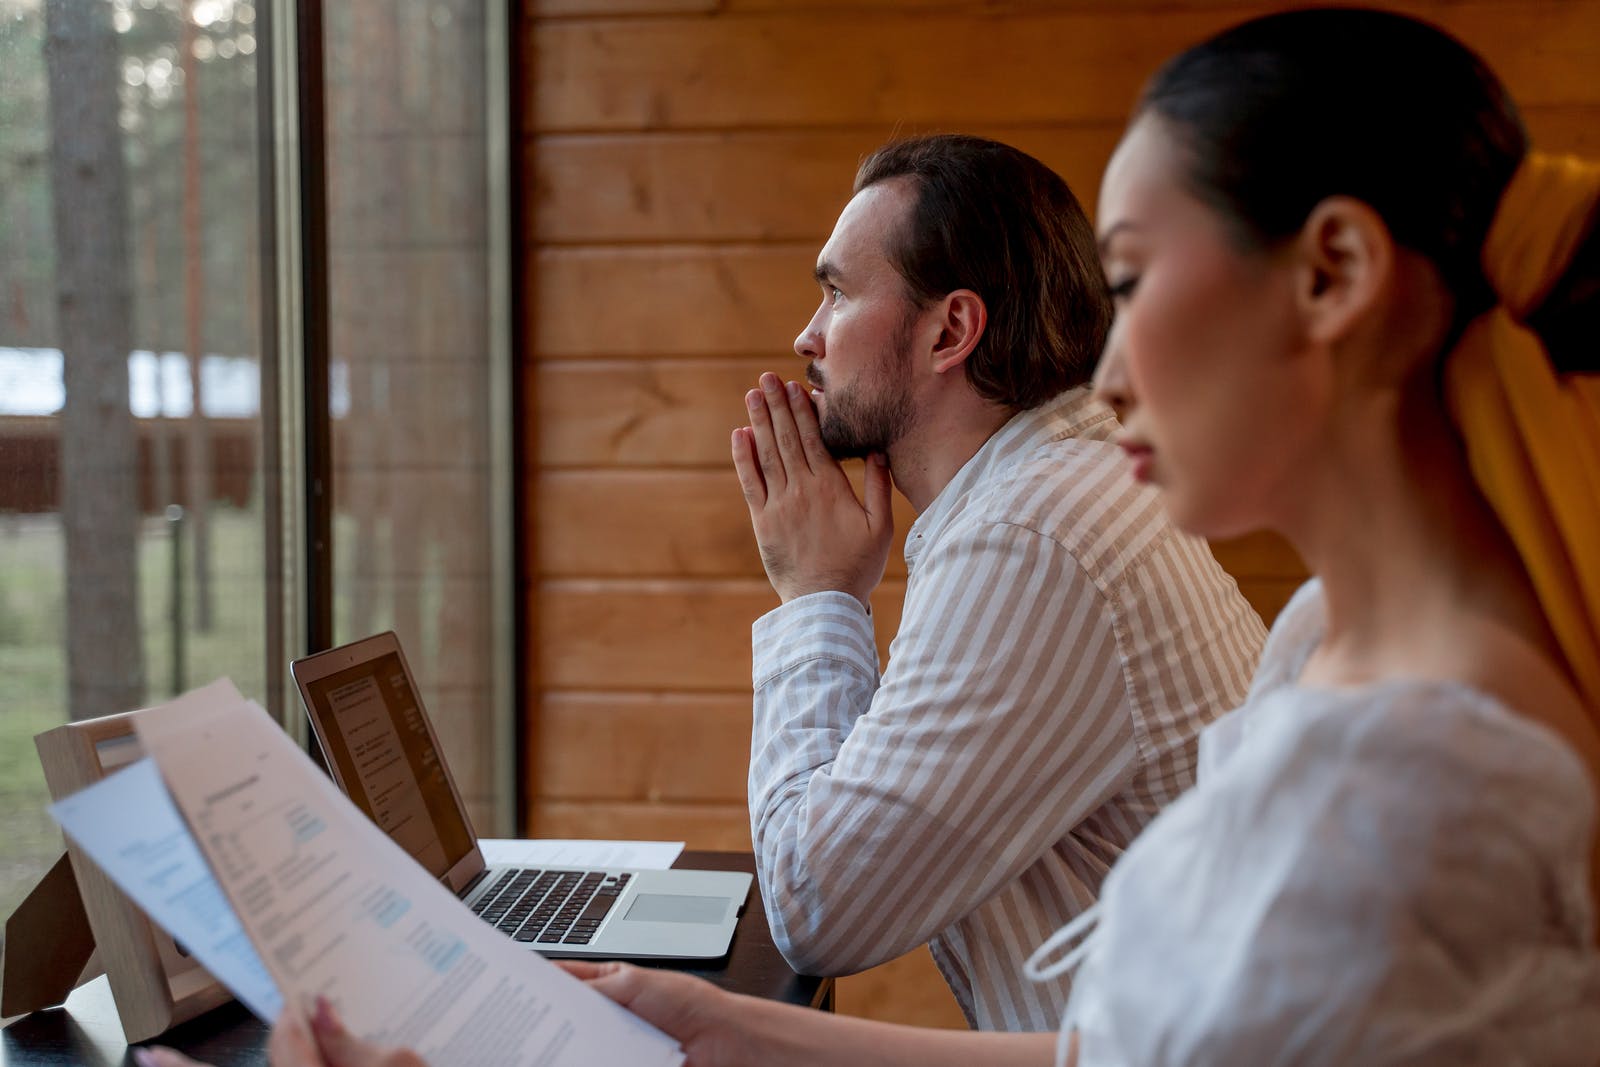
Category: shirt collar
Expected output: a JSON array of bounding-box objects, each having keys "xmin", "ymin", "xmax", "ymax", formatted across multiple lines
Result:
[{"xmin": 903, "ymin": 386, "xmax": 1116, "ymax": 569}]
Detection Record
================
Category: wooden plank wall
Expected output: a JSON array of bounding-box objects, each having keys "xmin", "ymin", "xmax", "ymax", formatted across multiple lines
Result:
[{"xmin": 518, "ymin": 0, "xmax": 1600, "ymax": 1028}]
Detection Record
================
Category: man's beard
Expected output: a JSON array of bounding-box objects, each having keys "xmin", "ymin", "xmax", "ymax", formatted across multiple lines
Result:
[{"xmin": 814, "ymin": 313, "xmax": 917, "ymax": 460}]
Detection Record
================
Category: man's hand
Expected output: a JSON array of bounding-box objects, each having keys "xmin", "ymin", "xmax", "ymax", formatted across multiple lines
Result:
[{"xmin": 732, "ymin": 372, "xmax": 894, "ymax": 610}]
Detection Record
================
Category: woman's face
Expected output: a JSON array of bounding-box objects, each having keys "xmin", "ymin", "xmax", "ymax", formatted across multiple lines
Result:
[{"xmin": 1092, "ymin": 114, "xmax": 1328, "ymax": 539}]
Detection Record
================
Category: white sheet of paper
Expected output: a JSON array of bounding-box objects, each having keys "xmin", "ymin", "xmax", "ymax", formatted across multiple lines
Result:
[
  {"xmin": 48, "ymin": 758, "xmax": 284, "ymax": 1022},
  {"xmin": 478, "ymin": 839, "xmax": 684, "ymax": 871},
  {"xmin": 137, "ymin": 690, "xmax": 684, "ymax": 1067}
]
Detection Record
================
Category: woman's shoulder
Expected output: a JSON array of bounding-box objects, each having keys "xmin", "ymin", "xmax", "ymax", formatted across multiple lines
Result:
[
  {"xmin": 1074, "ymin": 679, "xmax": 1600, "ymax": 1066},
  {"xmin": 1181, "ymin": 676, "xmax": 1598, "ymax": 930},
  {"xmin": 1259, "ymin": 678, "xmax": 1594, "ymax": 833}
]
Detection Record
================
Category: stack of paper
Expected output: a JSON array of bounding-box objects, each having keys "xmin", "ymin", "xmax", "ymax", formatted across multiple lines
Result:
[{"xmin": 49, "ymin": 680, "xmax": 684, "ymax": 1066}]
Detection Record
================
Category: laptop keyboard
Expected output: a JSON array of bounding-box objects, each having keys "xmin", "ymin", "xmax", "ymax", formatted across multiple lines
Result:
[{"xmin": 468, "ymin": 868, "xmax": 630, "ymax": 947}]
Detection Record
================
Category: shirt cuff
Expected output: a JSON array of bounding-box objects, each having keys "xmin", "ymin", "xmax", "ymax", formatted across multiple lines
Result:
[{"xmin": 751, "ymin": 591, "xmax": 878, "ymax": 688}]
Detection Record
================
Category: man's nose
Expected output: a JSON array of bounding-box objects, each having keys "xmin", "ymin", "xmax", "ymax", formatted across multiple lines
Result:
[{"xmin": 794, "ymin": 317, "xmax": 822, "ymax": 361}]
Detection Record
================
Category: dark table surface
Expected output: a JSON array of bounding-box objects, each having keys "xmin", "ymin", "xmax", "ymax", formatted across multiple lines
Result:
[{"xmin": 1, "ymin": 850, "xmax": 829, "ymax": 1066}]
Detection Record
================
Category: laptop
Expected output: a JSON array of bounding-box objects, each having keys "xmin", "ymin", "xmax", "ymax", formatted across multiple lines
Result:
[{"xmin": 290, "ymin": 632, "xmax": 751, "ymax": 960}]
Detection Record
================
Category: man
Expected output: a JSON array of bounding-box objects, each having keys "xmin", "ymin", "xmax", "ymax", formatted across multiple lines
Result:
[{"xmin": 733, "ymin": 135, "xmax": 1267, "ymax": 1031}]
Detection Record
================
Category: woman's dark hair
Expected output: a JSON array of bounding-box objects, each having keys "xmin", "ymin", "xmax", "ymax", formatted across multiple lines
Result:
[
  {"xmin": 854, "ymin": 134, "xmax": 1111, "ymax": 407},
  {"xmin": 1140, "ymin": 8, "xmax": 1527, "ymax": 327}
]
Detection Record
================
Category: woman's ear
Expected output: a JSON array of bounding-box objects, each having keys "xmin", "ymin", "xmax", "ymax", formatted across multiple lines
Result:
[
  {"xmin": 929, "ymin": 289, "xmax": 988, "ymax": 375},
  {"xmin": 1295, "ymin": 196, "xmax": 1392, "ymax": 346}
]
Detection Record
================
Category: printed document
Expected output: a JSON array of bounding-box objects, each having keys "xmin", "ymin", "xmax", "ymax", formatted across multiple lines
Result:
[
  {"xmin": 126, "ymin": 688, "xmax": 683, "ymax": 1066},
  {"xmin": 478, "ymin": 839, "xmax": 684, "ymax": 871},
  {"xmin": 49, "ymin": 757, "xmax": 284, "ymax": 1022}
]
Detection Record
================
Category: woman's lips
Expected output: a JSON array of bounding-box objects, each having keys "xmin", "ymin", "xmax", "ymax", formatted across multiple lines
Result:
[{"xmin": 1118, "ymin": 440, "xmax": 1154, "ymax": 482}]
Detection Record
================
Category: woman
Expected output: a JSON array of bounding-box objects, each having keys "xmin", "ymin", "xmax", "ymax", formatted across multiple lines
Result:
[{"xmin": 144, "ymin": 8, "xmax": 1600, "ymax": 1066}]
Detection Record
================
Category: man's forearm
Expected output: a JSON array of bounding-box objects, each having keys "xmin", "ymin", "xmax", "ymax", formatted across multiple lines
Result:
[{"xmin": 749, "ymin": 590, "xmax": 888, "ymax": 970}]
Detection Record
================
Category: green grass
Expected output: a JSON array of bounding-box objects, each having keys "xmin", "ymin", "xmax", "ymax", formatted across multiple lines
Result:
[
  {"xmin": 0, "ymin": 507, "xmax": 268, "ymax": 922},
  {"xmin": 0, "ymin": 503, "xmax": 464, "ymax": 928}
]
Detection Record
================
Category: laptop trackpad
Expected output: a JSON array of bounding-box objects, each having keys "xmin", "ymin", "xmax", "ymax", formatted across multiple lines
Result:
[{"xmin": 624, "ymin": 894, "xmax": 728, "ymax": 924}]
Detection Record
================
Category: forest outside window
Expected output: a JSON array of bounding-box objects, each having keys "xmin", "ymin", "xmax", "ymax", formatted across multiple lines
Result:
[{"xmin": 0, "ymin": 0, "xmax": 512, "ymax": 931}]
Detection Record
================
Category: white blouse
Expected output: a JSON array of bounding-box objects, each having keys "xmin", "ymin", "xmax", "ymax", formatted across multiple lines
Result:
[{"xmin": 1033, "ymin": 581, "xmax": 1600, "ymax": 1066}]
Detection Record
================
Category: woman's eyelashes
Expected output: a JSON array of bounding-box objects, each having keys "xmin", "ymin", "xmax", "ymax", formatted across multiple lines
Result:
[{"xmin": 1107, "ymin": 276, "xmax": 1140, "ymax": 303}]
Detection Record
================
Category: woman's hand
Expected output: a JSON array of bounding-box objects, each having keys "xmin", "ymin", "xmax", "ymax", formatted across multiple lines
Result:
[
  {"xmin": 134, "ymin": 997, "xmax": 424, "ymax": 1067},
  {"xmin": 560, "ymin": 961, "xmax": 762, "ymax": 1067}
]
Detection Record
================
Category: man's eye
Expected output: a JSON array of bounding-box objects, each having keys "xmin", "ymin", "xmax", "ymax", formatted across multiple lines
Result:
[
  {"xmin": 829, "ymin": 286, "xmax": 843, "ymax": 303},
  {"xmin": 1107, "ymin": 277, "xmax": 1139, "ymax": 302}
]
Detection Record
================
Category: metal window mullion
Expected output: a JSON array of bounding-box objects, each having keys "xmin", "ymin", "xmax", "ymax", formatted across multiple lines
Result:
[
  {"xmin": 259, "ymin": 0, "xmax": 331, "ymax": 746},
  {"xmin": 487, "ymin": 0, "xmax": 519, "ymax": 840},
  {"xmin": 295, "ymin": 0, "xmax": 333, "ymax": 665}
]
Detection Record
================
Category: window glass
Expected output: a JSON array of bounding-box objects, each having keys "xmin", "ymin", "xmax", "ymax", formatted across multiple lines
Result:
[
  {"xmin": 0, "ymin": 0, "xmax": 265, "ymax": 922},
  {"xmin": 323, "ymin": 0, "xmax": 499, "ymax": 832}
]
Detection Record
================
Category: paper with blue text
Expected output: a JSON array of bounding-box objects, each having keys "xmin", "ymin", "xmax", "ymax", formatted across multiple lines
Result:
[
  {"xmin": 77, "ymin": 683, "xmax": 683, "ymax": 1066},
  {"xmin": 48, "ymin": 756, "xmax": 284, "ymax": 1022}
]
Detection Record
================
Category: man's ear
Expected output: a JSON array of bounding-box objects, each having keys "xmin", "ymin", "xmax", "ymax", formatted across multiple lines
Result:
[
  {"xmin": 1296, "ymin": 196, "xmax": 1392, "ymax": 346},
  {"xmin": 928, "ymin": 289, "xmax": 987, "ymax": 375}
]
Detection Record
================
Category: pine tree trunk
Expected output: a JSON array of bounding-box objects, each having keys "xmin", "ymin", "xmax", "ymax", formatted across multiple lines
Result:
[{"xmin": 44, "ymin": 0, "xmax": 146, "ymax": 720}]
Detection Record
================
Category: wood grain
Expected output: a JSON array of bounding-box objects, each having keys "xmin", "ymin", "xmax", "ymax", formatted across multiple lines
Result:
[
  {"xmin": 531, "ymin": 246, "xmax": 816, "ymax": 359},
  {"xmin": 531, "ymin": 0, "xmax": 1289, "ymax": 16},
  {"xmin": 537, "ymin": 578, "xmax": 906, "ymax": 690},
  {"xmin": 534, "ymin": 358, "xmax": 797, "ymax": 465},
  {"xmin": 529, "ymin": 800, "xmax": 754, "ymax": 849},
  {"xmin": 534, "ymin": 468, "xmax": 919, "ymax": 577},
  {"xmin": 529, "ymin": 126, "xmax": 1119, "ymax": 245},
  {"xmin": 834, "ymin": 947, "xmax": 968, "ymax": 1030},
  {"xmin": 529, "ymin": 5, "xmax": 1600, "ymax": 132},
  {"xmin": 533, "ymin": 691, "xmax": 753, "ymax": 801}
]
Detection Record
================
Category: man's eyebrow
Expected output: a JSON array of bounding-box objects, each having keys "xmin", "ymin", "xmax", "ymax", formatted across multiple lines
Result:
[
  {"xmin": 814, "ymin": 260, "xmax": 843, "ymax": 285},
  {"xmin": 1098, "ymin": 221, "xmax": 1137, "ymax": 256}
]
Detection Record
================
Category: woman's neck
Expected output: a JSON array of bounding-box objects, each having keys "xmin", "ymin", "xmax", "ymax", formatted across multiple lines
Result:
[{"xmin": 1281, "ymin": 379, "xmax": 1555, "ymax": 693}]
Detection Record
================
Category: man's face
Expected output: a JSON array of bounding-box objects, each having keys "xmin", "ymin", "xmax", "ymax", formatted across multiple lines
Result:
[{"xmin": 794, "ymin": 180, "xmax": 924, "ymax": 459}]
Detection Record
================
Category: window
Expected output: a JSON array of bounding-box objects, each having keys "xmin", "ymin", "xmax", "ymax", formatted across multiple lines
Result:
[{"xmin": 0, "ymin": 0, "xmax": 512, "ymax": 929}]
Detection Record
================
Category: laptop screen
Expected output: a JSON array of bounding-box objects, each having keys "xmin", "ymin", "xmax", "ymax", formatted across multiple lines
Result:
[{"xmin": 301, "ymin": 650, "xmax": 475, "ymax": 878}]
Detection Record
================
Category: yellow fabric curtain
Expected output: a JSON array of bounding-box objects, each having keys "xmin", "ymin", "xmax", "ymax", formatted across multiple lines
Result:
[{"xmin": 1445, "ymin": 153, "xmax": 1600, "ymax": 718}]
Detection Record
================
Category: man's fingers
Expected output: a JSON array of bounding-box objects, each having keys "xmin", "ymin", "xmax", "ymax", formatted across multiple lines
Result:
[
  {"xmin": 731, "ymin": 428, "xmax": 768, "ymax": 510},
  {"xmin": 744, "ymin": 386, "xmax": 788, "ymax": 493},
  {"xmin": 759, "ymin": 372, "xmax": 811, "ymax": 476},
  {"xmin": 786, "ymin": 379, "xmax": 835, "ymax": 474},
  {"xmin": 863, "ymin": 452, "xmax": 895, "ymax": 540}
]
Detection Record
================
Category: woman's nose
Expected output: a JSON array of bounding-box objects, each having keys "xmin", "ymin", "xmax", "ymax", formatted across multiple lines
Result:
[{"xmin": 1091, "ymin": 331, "xmax": 1132, "ymax": 421}]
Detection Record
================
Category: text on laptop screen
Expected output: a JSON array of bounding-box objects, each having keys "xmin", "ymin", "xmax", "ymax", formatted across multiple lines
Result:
[{"xmin": 302, "ymin": 651, "xmax": 474, "ymax": 878}]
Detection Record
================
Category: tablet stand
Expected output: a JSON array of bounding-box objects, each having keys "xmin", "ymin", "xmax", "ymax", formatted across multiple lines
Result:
[{"xmin": 0, "ymin": 709, "xmax": 233, "ymax": 1041}]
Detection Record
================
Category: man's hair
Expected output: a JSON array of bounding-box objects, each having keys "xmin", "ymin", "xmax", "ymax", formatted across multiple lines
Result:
[{"xmin": 853, "ymin": 134, "xmax": 1111, "ymax": 408}]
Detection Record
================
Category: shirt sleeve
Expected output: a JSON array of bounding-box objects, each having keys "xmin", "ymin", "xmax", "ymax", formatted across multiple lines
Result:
[
  {"xmin": 748, "ymin": 519, "xmax": 1140, "ymax": 975},
  {"xmin": 1070, "ymin": 689, "xmax": 1600, "ymax": 1067}
]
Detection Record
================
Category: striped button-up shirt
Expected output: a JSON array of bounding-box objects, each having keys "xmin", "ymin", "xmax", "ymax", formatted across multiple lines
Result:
[{"xmin": 748, "ymin": 387, "xmax": 1267, "ymax": 1031}]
